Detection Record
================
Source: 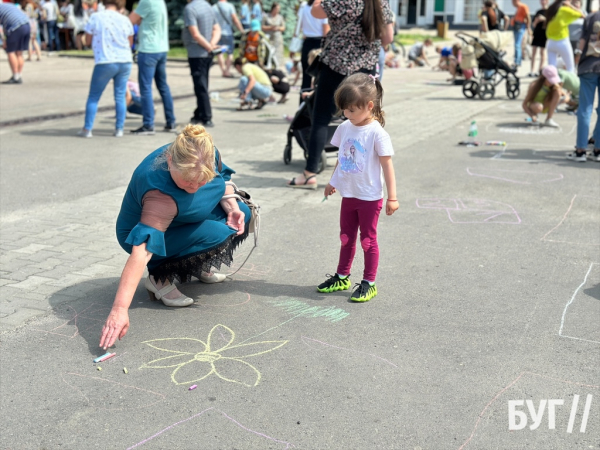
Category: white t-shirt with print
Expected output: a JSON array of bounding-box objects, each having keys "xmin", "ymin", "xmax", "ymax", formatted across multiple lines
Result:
[
  {"xmin": 329, "ymin": 120, "xmax": 394, "ymax": 201},
  {"xmin": 85, "ymin": 10, "xmax": 133, "ymax": 65}
]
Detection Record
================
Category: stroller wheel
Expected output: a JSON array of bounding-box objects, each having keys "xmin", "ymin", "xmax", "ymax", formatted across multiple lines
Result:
[
  {"xmin": 506, "ymin": 81, "xmax": 520, "ymax": 100},
  {"xmin": 478, "ymin": 82, "xmax": 495, "ymax": 100},
  {"xmin": 317, "ymin": 150, "xmax": 327, "ymax": 174},
  {"xmin": 463, "ymin": 80, "xmax": 479, "ymax": 99},
  {"xmin": 283, "ymin": 143, "xmax": 292, "ymax": 164}
]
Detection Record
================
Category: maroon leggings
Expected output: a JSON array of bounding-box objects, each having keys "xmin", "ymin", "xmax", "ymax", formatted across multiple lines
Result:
[{"xmin": 336, "ymin": 197, "xmax": 383, "ymax": 283}]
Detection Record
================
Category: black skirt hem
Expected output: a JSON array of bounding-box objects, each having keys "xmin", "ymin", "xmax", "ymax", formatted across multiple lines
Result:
[{"xmin": 149, "ymin": 227, "xmax": 250, "ymax": 284}]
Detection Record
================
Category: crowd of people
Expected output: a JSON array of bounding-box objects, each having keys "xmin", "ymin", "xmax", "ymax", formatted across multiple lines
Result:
[{"xmin": 1, "ymin": 0, "xmax": 599, "ymax": 346}]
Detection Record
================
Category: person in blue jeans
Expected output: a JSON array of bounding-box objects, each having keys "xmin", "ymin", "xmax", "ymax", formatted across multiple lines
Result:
[
  {"xmin": 129, "ymin": 0, "xmax": 176, "ymax": 135},
  {"xmin": 511, "ymin": 0, "xmax": 531, "ymax": 67},
  {"xmin": 233, "ymin": 57, "xmax": 272, "ymax": 109},
  {"xmin": 569, "ymin": 9, "xmax": 600, "ymax": 162},
  {"xmin": 78, "ymin": 0, "xmax": 133, "ymax": 138}
]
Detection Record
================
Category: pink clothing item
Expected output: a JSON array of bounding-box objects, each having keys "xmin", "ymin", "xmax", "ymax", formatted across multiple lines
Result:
[
  {"xmin": 336, "ymin": 197, "xmax": 383, "ymax": 283},
  {"xmin": 542, "ymin": 65, "xmax": 561, "ymax": 85}
]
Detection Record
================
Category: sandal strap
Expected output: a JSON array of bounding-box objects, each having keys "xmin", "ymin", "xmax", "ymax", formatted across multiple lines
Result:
[{"xmin": 157, "ymin": 283, "xmax": 178, "ymax": 297}]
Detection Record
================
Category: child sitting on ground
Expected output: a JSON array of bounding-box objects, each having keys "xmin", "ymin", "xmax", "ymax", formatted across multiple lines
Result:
[
  {"xmin": 317, "ymin": 73, "xmax": 398, "ymax": 302},
  {"xmin": 408, "ymin": 38, "xmax": 433, "ymax": 67},
  {"xmin": 434, "ymin": 45, "xmax": 453, "ymax": 70}
]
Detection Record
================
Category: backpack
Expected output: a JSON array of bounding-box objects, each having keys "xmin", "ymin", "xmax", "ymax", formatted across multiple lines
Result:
[{"xmin": 244, "ymin": 31, "xmax": 260, "ymax": 62}]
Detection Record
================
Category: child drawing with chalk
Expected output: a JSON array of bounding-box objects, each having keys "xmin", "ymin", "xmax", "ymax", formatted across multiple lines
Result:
[{"xmin": 318, "ymin": 73, "xmax": 398, "ymax": 302}]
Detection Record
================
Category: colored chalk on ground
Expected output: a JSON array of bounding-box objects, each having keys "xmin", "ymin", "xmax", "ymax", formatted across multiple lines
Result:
[
  {"xmin": 321, "ymin": 196, "xmax": 328, "ymax": 203},
  {"xmin": 123, "ymin": 368, "xmax": 128, "ymax": 374},
  {"xmin": 97, "ymin": 367, "xmax": 102, "ymax": 371},
  {"xmin": 189, "ymin": 385, "xmax": 197, "ymax": 390},
  {"xmin": 485, "ymin": 141, "xmax": 507, "ymax": 146},
  {"xmin": 97, "ymin": 352, "xmax": 116, "ymax": 363},
  {"xmin": 93, "ymin": 352, "xmax": 112, "ymax": 363}
]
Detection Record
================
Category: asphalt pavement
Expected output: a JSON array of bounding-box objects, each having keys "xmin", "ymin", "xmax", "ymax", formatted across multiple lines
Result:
[{"xmin": 0, "ymin": 47, "xmax": 599, "ymax": 450}]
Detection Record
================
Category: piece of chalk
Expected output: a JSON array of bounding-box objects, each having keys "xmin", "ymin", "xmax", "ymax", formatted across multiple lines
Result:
[
  {"xmin": 123, "ymin": 368, "xmax": 128, "ymax": 374},
  {"xmin": 98, "ymin": 352, "xmax": 116, "ymax": 363},
  {"xmin": 321, "ymin": 196, "xmax": 328, "ymax": 203},
  {"xmin": 93, "ymin": 352, "xmax": 113, "ymax": 363},
  {"xmin": 97, "ymin": 367, "xmax": 102, "ymax": 371},
  {"xmin": 189, "ymin": 385, "xmax": 197, "ymax": 390}
]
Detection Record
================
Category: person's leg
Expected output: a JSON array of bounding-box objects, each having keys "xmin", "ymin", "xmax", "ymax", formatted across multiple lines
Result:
[
  {"xmin": 336, "ymin": 198, "xmax": 360, "ymax": 277},
  {"xmin": 544, "ymin": 89, "xmax": 561, "ymax": 121},
  {"xmin": 83, "ymin": 64, "xmax": 115, "ymax": 131},
  {"xmin": 514, "ymin": 25, "xmax": 525, "ymax": 66},
  {"xmin": 6, "ymin": 52, "xmax": 18, "ymax": 77},
  {"xmin": 538, "ymin": 45, "xmax": 545, "ymax": 72},
  {"xmin": 530, "ymin": 46, "xmax": 538, "ymax": 74},
  {"xmin": 302, "ymin": 64, "xmax": 346, "ymax": 177},
  {"xmin": 113, "ymin": 62, "xmax": 132, "ymax": 131},
  {"xmin": 137, "ymin": 52, "xmax": 156, "ymax": 129},
  {"xmin": 546, "ymin": 39, "xmax": 557, "ymax": 67},
  {"xmin": 378, "ymin": 46, "xmax": 385, "ymax": 81},
  {"xmin": 557, "ymin": 37, "xmax": 575, "ymax": 72},
  {"xmin": 238, "ymin": 76, "xmax": 250, "ymax": 100},
  {"xmin": 15, "ymin": 51, "xmax": 24, "ymax": 75},
  {"xmin": 154, "ymin": 52, "xmax": 176, "ymax": 127},
  {"xmin": 250, "ymin": 82, "xmax": 272, "ymax": 101},
  {"xmin": 198, "ymin": 57, "xmax": 212, "ymax": 122},
  {"xmin": 591, "ymin": 74, "xmax": 600, "ymax": 155},
  {"xmin": 189, "ymin": 57, "xmax": 212, "ymax": 122},
  {"xmin": 576, "ymin": 73, "xmax": 595, "ymax": 150},
  {"xmin": 357, "ymin": 199, "xmax": 383, "ymax": 283},
  {"xmin": 300, "ymin": 37, "xmax": 321, "ymax": 92},
  {"xmin": 53, "ymin": 20, "xmax": 60, "ymax": 51},
  {"xmin": 127, "ymin": 94, "xmax": 143, "ymax": 115}
]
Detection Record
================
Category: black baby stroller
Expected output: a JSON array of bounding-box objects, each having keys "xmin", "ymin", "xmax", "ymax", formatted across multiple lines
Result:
[
  {"xmin": 283, "ymin": 90, "xmax": 343, "ymax": 173},
  {"xmin": 456, "ymin": 31, "xmax": 520, "ymax": 100}
]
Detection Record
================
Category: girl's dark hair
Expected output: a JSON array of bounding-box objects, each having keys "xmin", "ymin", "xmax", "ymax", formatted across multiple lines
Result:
[
  {"xmin": 334, "ymin": 73, "xmax": 385, "ymax": 127},
  {"xmin": 545, "ymin": 0, "xmax": 564, "ymax": 27},
  {"xmin": 308, "ymin": 0, "xmax": 315, "ymax": 5},
  {"xmin": 362, "ymin": 0, "xmax": 385, "ymax": 43},
  {"xmin": 270, "ymin": 2, "xmax": 279, "ymax": 12}
]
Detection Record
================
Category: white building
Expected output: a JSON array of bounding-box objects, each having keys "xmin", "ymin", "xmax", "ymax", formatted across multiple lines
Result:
[{"xmin": 394, "ymin": 0, "xmax": 598, "ymax": 28}]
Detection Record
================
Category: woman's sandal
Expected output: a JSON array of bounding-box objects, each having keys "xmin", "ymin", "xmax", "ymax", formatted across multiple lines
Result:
[
  {"xmin": 145, "ymin": 276, "xmax": 194, "ymax": 307},
  {"xmin": 254, "ymin": 99, "xmax": 267, "ymax": 110},
  {"xmin": 287, "ymin": 173, "xmax": 317, "ymax": 190},
  {"xmin": 236, "ymin": 101, "xmax": 254, "ymax": 111}
]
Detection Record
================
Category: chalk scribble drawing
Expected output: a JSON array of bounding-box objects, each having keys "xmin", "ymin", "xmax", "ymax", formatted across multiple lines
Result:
[
  {"xmin": 466, "ymin": 167, "xmax": 564, "ymax": 185},
  {"xmin": 32, "ymin": 303, "xmax": 109, "ymax": 339},
  {"xmin": 127, "ymin": 407, "xmax": 295, "ymax": 449},
  {"xmin": 416, "ymin": 198, "xmax": 521, "ymax": 224},
  {"xmin": 140, "ymin": 324, "xmax": 287, "ymax": 387}
]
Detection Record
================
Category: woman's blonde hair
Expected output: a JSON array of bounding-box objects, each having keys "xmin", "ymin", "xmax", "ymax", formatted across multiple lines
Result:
[{"xmin": 158, "ymin": 124, "xmax": 217, "ymax": 183}]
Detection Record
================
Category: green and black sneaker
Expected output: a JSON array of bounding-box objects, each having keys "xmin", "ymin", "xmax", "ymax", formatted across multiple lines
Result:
[
  {"xmin": 317, "ymin": 273, "xmax": 351, "ymax": 293},
  {"xmin": 350, "ymin": 280, "xmax": 377, "ymax": 302}
]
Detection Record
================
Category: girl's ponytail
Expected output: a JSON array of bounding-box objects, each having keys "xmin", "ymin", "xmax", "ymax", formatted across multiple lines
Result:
[{"xmin": 372, "ymin": 78, "xmax": 385, "ymax": 127}]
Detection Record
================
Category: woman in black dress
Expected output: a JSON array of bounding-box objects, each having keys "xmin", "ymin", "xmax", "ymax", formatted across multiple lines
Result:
[{"xmin": 530, "ymin": 0, "xmax": 549, "ymax": 76}]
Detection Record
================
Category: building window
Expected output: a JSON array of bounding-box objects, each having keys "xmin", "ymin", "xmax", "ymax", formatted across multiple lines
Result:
[
  {"xmin": 420, "ymin": 0, "xmax": 426, "ymax": 16},
  {"xmin": 463, "ymin": 0, "xmax": 479, "ymax": 21}
]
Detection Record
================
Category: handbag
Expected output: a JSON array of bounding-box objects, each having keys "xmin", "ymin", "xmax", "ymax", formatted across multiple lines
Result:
[
  {"xmin": 222, "ymin": 181, "xmax": 260, "ymax": 239},
  {"xmin": 289, "ymin": 36, "xmax": 303, "ymax": 53},
  {"xmin": 306, "ymin": 21, "xmax": 356, "ymax": 78}
]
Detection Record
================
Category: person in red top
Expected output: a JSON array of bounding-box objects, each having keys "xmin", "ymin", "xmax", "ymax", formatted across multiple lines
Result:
[{"xmin": 511, "ymin": 0, "xmax": 531, "ymax": 67}]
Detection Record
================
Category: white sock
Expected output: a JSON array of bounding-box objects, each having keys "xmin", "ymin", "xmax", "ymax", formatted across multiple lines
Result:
[{"xmin": 13, "ymin": 73, "xmax": 21, "ymax": 80}]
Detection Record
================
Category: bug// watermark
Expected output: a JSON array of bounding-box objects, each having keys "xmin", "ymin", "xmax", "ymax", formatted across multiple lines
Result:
[{"xmin": 508, "ymin": 395, "xmax": 593, "ymax": 433}]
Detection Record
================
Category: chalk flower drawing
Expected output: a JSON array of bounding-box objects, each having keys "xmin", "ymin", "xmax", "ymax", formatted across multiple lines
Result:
[{"xmin": 140, "ymin": 324, "xmax": 287, "ymax": 387}]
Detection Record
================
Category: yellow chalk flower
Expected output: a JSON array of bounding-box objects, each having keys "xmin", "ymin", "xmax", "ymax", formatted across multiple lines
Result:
[{"xmin": 140, "ymin": 324, "xmax": 287, "ymax": 387}]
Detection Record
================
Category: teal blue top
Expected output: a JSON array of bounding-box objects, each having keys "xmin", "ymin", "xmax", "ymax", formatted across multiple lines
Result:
[
  {"xmin": 116, "ymin": 146, "xmax": 234, "ymax": 257},
  {"xmin": 134, "ymin": 0, "xmax": 169, "ymax": 53}
]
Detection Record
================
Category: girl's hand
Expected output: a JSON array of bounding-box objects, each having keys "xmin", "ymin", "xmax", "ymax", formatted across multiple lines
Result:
[
  {"xmin": 324, "ymin": 183, "xmax": 336, "ymax": 197},
  {"xmin": 99, "ymin": 307, "xmax": 129, "ymax": 350},
  {"xmin": 386, "ymin": 199, "xmax": 399, "ymax": 216}
]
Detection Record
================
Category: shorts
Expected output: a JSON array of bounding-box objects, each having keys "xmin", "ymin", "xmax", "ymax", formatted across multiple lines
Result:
[
  {"xmin": 218, "ymin": 35, "xmax": 234, "ymax": 55},
  {"xmin": 5, "ymin": 23, "xmax": 31, "ymax": 53},
  {"xmin": 408, "ymin": 54, "xmax": 425, "ymax": 66}
]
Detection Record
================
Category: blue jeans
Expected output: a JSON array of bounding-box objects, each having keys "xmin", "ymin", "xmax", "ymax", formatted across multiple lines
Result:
[
  {"xmin": 84, "ymin": 62, "xmax": 132, "ymax": 131},
  {"xmin": 45, "ymin": 20, "xmax": 60, "ymax": 51},
  {"xmin": 128, "ymin": 94, "xmax": 143, "ymax": 115},
  {"xmin": 513, "ymin": 23, "xmax": 526, "ymax": 66},
  {"xmin": 239, "ymin": 76, "xmax": 272, "ymax": 101},
  {"xmin": 137, "ymin": 52, "xmax": 175, "ymax": 128},
  {"xmin": 576, "ymin": 72, "xmax": 600, "ymax": 150}
]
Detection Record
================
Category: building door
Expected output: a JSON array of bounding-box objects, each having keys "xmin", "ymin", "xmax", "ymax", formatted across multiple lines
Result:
[{"xmin": 408, "ymin": 0, "xmax": 417, "ymax": 24}]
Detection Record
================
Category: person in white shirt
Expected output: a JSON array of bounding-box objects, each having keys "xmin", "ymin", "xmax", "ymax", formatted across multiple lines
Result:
[
  {"xmin": 313, "ymin": 73, "xmax": 398, "ymax": 302},
  {"xmin": 42, "ymin": 0, "xmax": 60, "ymax": 51},
  {"xmin": 295, "ymin": 0, "xmax": 329, "ymax": 91}
]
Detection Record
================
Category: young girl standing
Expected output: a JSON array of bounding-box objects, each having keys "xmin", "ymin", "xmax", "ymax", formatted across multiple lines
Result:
[{"xmin": 318, "ymin": 73, "xmax": 398, "ymax": 302}]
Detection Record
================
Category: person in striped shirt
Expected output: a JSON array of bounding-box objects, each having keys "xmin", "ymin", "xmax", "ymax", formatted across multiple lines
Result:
[{"xmin": 0, "ymin": 3, "xmax": 31, "ymax": 84}]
